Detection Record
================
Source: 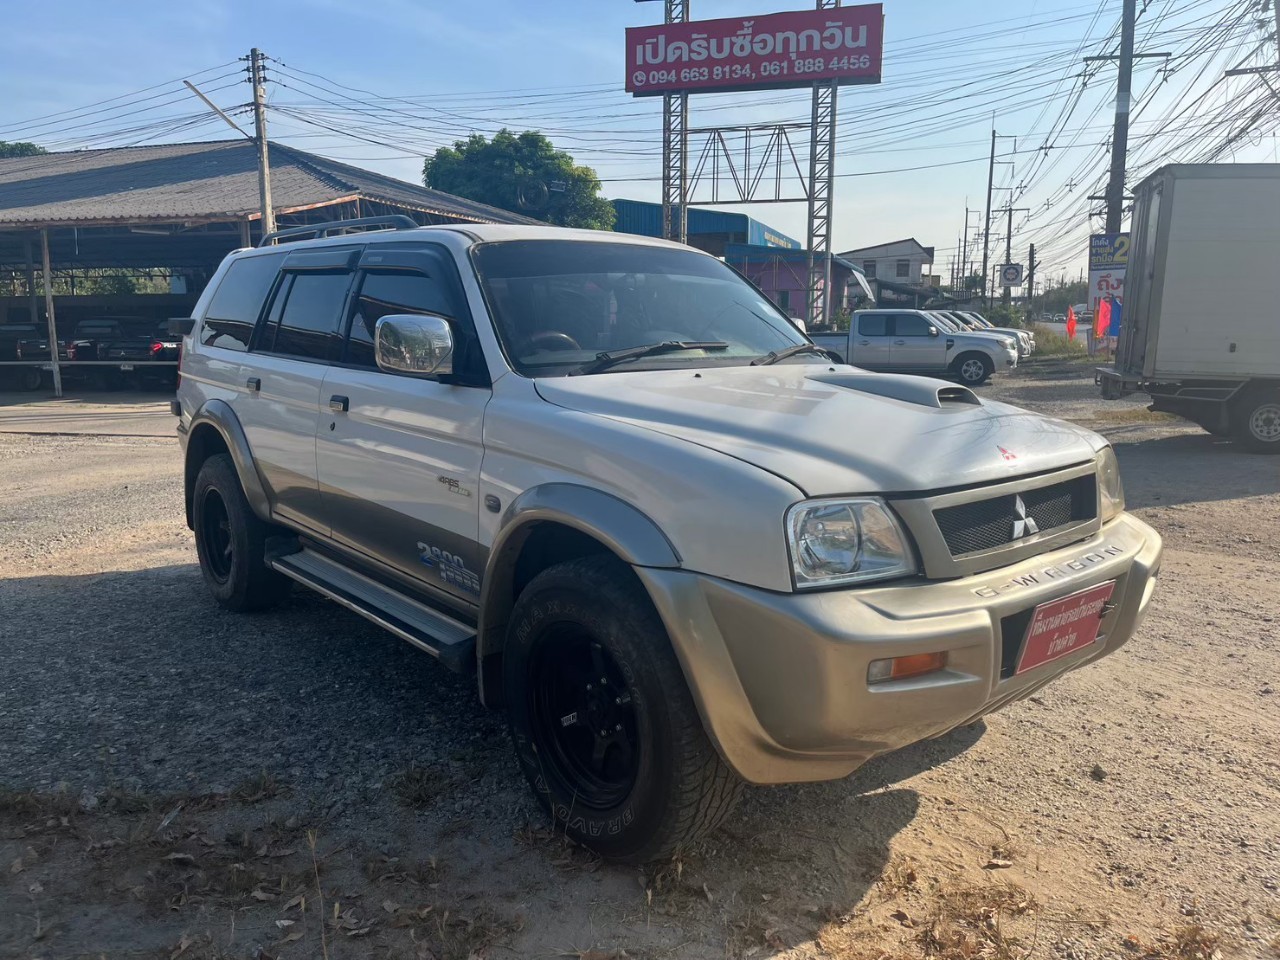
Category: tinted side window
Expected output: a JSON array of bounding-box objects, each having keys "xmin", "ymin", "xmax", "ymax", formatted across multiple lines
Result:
[
  {"xmin": 893, "ymin": 314, "xmax": 932, "ymax": 337},
  {"xmin": 346, "ymin": 271, "xmax": 455, "ymax": 368},
  {"xmin": 270, "ymin": 272, "xmax": 352, "ymax": 362},
  {"xmin": 201, "ymin": 253, "xmax": 284, "ymax": 351},
  {"xmin": 858, "ymin": 314, "xmax": 888, "ymax": 336}
]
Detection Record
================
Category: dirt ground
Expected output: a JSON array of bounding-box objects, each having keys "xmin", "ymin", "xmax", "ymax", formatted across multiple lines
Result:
[{"xmin": 1, "ymin": 362, "xmax": 1277, "ymax": 960}]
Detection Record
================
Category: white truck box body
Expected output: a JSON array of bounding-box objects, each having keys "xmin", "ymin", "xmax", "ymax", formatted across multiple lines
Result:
[{"xmin": 1122, "ymin": 164, "xmax": 1280, "ymax": 380}]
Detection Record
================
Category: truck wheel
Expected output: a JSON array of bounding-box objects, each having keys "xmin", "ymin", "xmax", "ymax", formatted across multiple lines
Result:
[
  {"xmin": 952, "ymin": 352, "xmax": 993, "ymax": 386},
  {"xmin": 503, "ymin": 556, "xmax": 744, "ymax": 862},
  {"xmin": 192, "ymin": 453, "xmax": 290, "ymax": 611},
  {"xmin": 18, "ymin": 367, "xmax": 41, "ymax": 391},
  {"xmin": 1233, "ymin": 389, "xmax": 1280, "ymax": 454}
]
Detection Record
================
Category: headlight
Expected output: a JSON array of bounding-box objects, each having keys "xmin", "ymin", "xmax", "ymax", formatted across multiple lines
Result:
[
  {"xmin": 1097, "ymin": 446, "xmax": 1125, "ymax": 522},
  {"xmin": 785, "ymin": 498, "xmax": 917, "ymax": 589}
]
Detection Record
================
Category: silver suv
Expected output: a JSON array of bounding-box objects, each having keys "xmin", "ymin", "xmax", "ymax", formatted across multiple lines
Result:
[{"xmin": 176, "ymin": 218, "xmax": 1162, "ymax": 862}]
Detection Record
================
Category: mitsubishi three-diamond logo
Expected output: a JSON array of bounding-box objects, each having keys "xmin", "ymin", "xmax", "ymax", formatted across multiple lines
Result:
[{"xmin": 1012, "ymin": 494, "xmax": 1039, "ymax": 539}]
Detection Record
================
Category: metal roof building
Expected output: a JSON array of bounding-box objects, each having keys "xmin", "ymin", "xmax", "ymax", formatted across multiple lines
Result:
[
  {"xmin": 0, "ymin": 139, "xmax": 534, "ymax": 270},
  {"xmin": 611, "ymin": 199, "xmax": 800, "ymax": 256},
  {"xmin": 0, "ymin": 140, "xmax": 536, "ymax": 393}
]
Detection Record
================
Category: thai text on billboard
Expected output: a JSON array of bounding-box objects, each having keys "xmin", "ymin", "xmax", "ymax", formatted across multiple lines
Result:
[
  {"xmin": 1088, "ymin": 233, "xmax": 1129, "ymax": 333},
  {"xmin": 625, "ymin": 5, "xmax": 884, "ymax": 97}
]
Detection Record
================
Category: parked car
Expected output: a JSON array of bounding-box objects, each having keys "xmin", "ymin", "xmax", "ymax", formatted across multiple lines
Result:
[
  {"xmin": 67, "ymin": 317, "xmax": 181, "ymax": 389},
  {"xmin": 925, "ymin": 311, "xmax": 1023, "ymax": 357},
  {"xmin": 0, "ymin": 323, "xmax": 45, "ymax": 390},
  {"xmin": 810, "ymin": 308, "xmax": 1018, "ymax": 385},
  {"xmin": 950, "ymin": 311, "xmax": 1035, "ymax": 357},
  {"xmin": 176, "ymin": 218, "xmax": 1162, "ymax": 862}
]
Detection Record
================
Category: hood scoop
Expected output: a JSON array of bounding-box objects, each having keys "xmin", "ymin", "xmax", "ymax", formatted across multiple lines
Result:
[{"xmin": 807, "ymin": 371, "xmax": 981, "ymax": 408}]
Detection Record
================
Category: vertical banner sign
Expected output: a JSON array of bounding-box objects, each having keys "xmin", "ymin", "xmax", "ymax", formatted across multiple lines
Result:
[
  {"xmin": 625, "ymin": 5, "xmax": 884, "ymax": 97},
  {"xmin": 1088, "ymin": 233, "xmax": 1129, "ymax": 337}
]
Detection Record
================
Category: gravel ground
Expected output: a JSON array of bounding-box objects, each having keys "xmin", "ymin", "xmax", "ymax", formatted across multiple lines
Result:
[{"xmin": 1, "ymin": 365, "xmax": 1277, "ymax": 960}]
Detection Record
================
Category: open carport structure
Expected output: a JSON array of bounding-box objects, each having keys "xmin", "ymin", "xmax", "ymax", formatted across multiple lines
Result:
[{"xmin": 0, "ymin": 139, "xmax": 533, "ymax": 395}]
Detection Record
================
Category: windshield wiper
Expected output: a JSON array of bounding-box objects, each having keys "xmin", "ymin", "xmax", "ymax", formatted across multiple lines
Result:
[
  {"xmin": 751, "ymin": 343, "xmax": 833, "ymax": 366},
  {"xmin": 572, "ymin": 340, "xmax": 729, "ymax": 376}
]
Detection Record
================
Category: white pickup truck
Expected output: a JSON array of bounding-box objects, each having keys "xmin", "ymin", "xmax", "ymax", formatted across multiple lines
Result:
[
  {"xmin": 176, "ymin": 218, "xmax": 1161, "ymax": 861},
  {"xmin": 811, "ymin": 308, "xmax": 1018, "ymax": 385}
]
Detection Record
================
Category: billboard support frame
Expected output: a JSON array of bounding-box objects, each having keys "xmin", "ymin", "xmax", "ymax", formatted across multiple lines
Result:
[
  {"xmin": 807, "ymin": 3, "xmax": 840, "ymax": 327},
  {"xmin": 661, "ymin": 0, "xmax": 690, "ymax": 244},
  {"xmin": 639, "ymin": 0, "xmax": 874, "ymax": 327}
]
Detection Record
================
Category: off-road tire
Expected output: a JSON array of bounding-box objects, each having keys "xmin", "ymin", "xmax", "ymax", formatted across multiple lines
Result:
[
  {"xmin": 952, "ymin": 351, "xmax": 994, "ymax": 386},
  {"xmin": 192, "ymin": 453, "xmax": 290, "ymax": 611},
  {"xmin": 1232, "ymin": 387, "xmax": 1280, "ymax": 454},
  {"xmin": 503, "ymin": 556, "xmax": 744, "ymax": 862}
]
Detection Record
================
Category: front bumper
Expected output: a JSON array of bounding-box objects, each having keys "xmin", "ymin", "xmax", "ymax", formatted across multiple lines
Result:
[{"xmin": 637, "ymin": 511, "xmax": 1161, "ymax": 785}]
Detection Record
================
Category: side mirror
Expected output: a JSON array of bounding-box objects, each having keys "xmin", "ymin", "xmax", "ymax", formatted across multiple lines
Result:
[
  {"xmin": 375, "ymin": 314, "xmax": 454, "ymax": 377},
  {"xmin": 928, "ymin": 326, "xmax": 939, "ymax": 338}
]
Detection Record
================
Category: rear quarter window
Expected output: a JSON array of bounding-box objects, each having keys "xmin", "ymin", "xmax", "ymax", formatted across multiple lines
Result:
[{"xmin": 200, "ymin": 253, "xmax": 285, "ymax": 351}]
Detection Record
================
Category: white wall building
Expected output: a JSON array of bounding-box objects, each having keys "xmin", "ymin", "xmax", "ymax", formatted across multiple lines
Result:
[{"xmin": 838, "ymin": 238, "xmax": 935, "ymax": 287}]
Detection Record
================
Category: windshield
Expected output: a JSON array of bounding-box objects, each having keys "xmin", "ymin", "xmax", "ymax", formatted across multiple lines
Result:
[{"xmin": 472, "ymin": 240, "xmax": 806, "ymax": 376}]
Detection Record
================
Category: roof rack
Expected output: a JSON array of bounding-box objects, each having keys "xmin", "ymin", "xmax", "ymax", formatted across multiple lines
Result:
[{"xmin": 258, "ymin": 215, "xmax": 419, "ymax": 248}]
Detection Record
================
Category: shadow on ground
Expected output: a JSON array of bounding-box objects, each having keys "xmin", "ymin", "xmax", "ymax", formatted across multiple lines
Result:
[
  {"xmin": 0, "ymin": 561, "xmax": 944, "ymax": 957},
  {"xmin": 1115, "ymin": 430, "xmax": 1280, "ymax": 508}
]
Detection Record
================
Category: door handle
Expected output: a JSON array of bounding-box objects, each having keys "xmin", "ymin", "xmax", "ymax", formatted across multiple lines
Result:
[
  {"xmin": 245, "ymin": 377, "xmax": 261, "ymax": 392},
  {"xmin": 329, "ymin": 395, "xmax": 349, "ymax": 413},
  {"xmin": 893, "ymin": 339, "xmax": 906, "ymax": 345},
  {"xmin": 858, "ymin": 339, "xmax": 871, "ymax": 345}
]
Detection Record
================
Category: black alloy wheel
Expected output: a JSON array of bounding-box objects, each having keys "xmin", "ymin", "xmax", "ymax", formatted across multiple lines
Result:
[
  {"xmin": 191, "ymin": 453, "xmax": 289, "ymax": 611},
  {"xmin": 529, "ymin": 628, "xmax": 640, "ymax": 810},
  {"xmin": 503, "ymin": 556, "xmax": 744, "ymax": 862},
  {"xmin": 198, "ymin": 487, "xmax": 234, "ymax": 583}
]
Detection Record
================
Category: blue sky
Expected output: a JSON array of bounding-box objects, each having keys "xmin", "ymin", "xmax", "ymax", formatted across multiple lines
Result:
[{"xmin": 2, "ymin": 0, "xmax": 1273, "ymax": 279}]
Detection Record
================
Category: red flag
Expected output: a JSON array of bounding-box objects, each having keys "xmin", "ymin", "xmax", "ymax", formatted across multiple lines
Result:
[
  {"xmin": 1095, "ymin": 299, "xmax": 1112, "ymax": 339},
  {"xmin": 1066, "ymin": 306, "xmax": 1076, "ymax": 340}
]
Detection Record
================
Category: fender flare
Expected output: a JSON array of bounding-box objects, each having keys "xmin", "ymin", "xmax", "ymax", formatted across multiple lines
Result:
[
  {"xmin": 475, "ymin": 483, "xmax": 680, "ymax": 703},
  {"xmin": 183, "ymin": 399, "xmax": 271, "ymax": 526}
]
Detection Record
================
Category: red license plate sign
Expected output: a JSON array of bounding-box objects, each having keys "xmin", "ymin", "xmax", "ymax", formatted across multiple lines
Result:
[{"xmin": 1016, "ymin": 581, "xmax": 1116, "ymax": 675}]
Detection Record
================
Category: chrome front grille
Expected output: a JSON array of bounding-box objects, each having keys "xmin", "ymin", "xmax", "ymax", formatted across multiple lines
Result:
[
  {"xmin": 934, "ymin": 474, "xmax": 1096, "ymax": 557},
  {"xmin": 889, "ymin": 462, "xmax": 1103, "ymax": 579}
]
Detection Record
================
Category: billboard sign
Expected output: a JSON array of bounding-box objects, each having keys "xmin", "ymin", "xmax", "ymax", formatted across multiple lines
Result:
[
  {"xmin": 1088, "ymin": 233, "xmax": 1129, "ymax": 336},
  {"xmin": 625, "ymin": 5, "xmax": 884, "ymax": 97}
]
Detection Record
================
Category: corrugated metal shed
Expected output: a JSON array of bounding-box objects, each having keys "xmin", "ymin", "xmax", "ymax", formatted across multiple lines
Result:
[{"xmin": 0, "ymin": 140, "xmax": 538, "ymax": 228}]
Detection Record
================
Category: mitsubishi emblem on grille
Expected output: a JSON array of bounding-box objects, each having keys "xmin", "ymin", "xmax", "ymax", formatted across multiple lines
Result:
[{"xmin": 1012, "ymin": 494, "xmax": 1039, "ymax": 539}]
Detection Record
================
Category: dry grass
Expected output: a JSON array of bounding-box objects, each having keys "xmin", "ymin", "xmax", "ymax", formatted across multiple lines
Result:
[
  {"xmin": 915, "ymin": 882, "xmax": 1039, "ymax": 960},
  {"xmin": 879, "ymin": 855, "xmax": 920, "ymax": 896},
  {"xmin": 1083, "ymin": 406, "xmax": 1177, "ymax": 425},
  {"xmin": 1124, "ymin": 925, "xmax": 1225, "ymax": 959},
  {"xmin": 1031, "ymin": 324, "xmax": 1088, "ymax": 359},
  {"xmin": 388, "ymin": 904, "xmax": 525, "ymax": 960},
  {"xmin": 389, "ymin": 765, "xmax": 458, "ymax": 809},
  {"xmin": 229, "ymin": 770, "xmax": 287, "ymax": 804},
  {"xmin": 0, "ymin": 786, "xmax": 79, "ymax": 821}
]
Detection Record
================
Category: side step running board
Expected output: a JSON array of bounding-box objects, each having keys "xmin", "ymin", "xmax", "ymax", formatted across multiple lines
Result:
[{"xmin": 270, "ymin": 548, "xmax": 476, "ymax": 673}]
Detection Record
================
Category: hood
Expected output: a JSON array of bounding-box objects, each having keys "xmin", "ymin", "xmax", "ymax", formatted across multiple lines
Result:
[{"xmin": 535, "ymin": 365, "xmax": 1102, "ymax": 496}]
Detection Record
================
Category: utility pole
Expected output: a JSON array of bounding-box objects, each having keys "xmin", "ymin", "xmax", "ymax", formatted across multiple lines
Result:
[
  {"xmin": 981, "ymin": 127, "xmax": 996, "ymax": 311},
  {"xmin": 1026, "ymin": 243, "xmax": 1037, "ymax": 319},
  {"xmin": 249, "ymin": 48, "xmax": 276, "ymax": 238},
  {"xmin": 961, "ymin": 206, "xmax": 971, "ymax": 293},
  {"xmin": 1105, "ymin": 0, "xmax": 1136, "ymax": 234},
  {"xmin": 1001, "ymin": 206, "xmax": 1030, "ymax": 305}
]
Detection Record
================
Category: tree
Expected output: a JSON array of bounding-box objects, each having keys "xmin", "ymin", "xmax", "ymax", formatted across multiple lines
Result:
[
  {"xmin": 424, "ymin": 130, "xmax": 614, "ymax": 231},
  {"xmin": 0, "ymin": 141, "xmax": 46, "ymax": 158}
]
